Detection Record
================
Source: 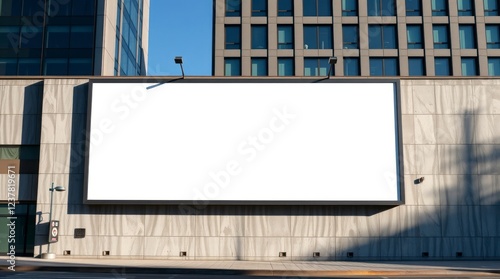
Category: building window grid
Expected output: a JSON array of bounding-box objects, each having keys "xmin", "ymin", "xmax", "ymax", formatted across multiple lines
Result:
[
  {"xmin": 408, "ymin": 57, "xmax": 426, "ymax": 76},
  {"xmin": 0, "ymin": 0, "xmax": 97, "ymax": 76},
  {"xmin": 431, "ymin": 0, "xmax": 448, "ymax": 16},
  {"xmin": 342, "ymin": 0, "xmax": 358, "ymax": 16},
  {"xmin": 407, "ymin": 25, "xmax": 423, "ymax": 49},
  {"xmin": 115, "ymin": 0, "xmax": 122, "ymax": 75},
  {"xmin": 486, "ymin": 25, "xmax": 500, "ymax": 49},
  {"xmin": 215, "ymin": 0, "xmax": 499, "ymax": 77},
  {"xmin": 115, "ymin": 0, "xmax": 142, "ymax": 76},
  {"xmin": 304, "ymin": 25, "xmax": 332, "ymax": 49},
  {"xmin": 370, "ymin": 57, "xmax": 399, "ymax": 76},
  {"xmin": 488, "ymin": 57, "xmax": 500, "ymax": 75},
  {"xmin": 226, "ymin": 0, "xmax": 241, "ymax": 16},
  {"xmin": 278, "ymin": 57, "xmax": 294, "ymax": 76},
  {"xmin": 304, "ymin": 57, "xmax": 329, "ymax": 76},
  {"xmin": 303, "ymin": 0, "xmax": 332, "ymax": 16},
  {"xmin": 344, "ymin": 57, "xmax": 360, "ymax": 76},
  {"xmin": 459, "ymin": 25, "xmax": 477, "ymax": 49},
  {"xmin": 252, "ymin": 0, "xmax": 267, "ymax": 16},
  {"xmin": 251, "ymin": 58, "xmax": 268, "ymax": 76},
  {"xmin": 458, "ymin": 0, "xmax": 474, "ymax": 16},
  {"xmin": 367, "ymin": 0, "xmax": 396, "ymax": 16},
  {"xmin": 484, "ymin": 0, "xmax": 499, "ymax": 16},
  {"xmin": 225, "ymin": 25, "xmax": 241, "ymax": 49},
  {"xmin": 278, "ymin": 25, "xmax": 294, "ymax": 49},
  {"xmin": 369, "ymin": 25, "xmax": 397, "ymax": 49},
  {"xmin": 435, "ymin": 57, "xmax": 452, "ymax": 76},
  {"xmin": 225, "ymin": 57, "xmax": 241, "ymax": 76},
  {"xmin": 343, "ymin": 25, "xmax": 359, "ymax": 49},
  {"xmin": 278, "ymin": 0, "xmax": 293, "ymax": 16},
  {"xmin": 462, "ymin": 57, "xmax": 478, "ymax": 76},
  {"xmin": 406, "ymin": 0, "xmax": 422, "ymax": 16},
  {"xmin": 251, "ymin": 25, "xmax": 268, "ymax": 49},
  {"xmin": 433, "ymin": 25, "xmax": 450, "ymax": 49}
]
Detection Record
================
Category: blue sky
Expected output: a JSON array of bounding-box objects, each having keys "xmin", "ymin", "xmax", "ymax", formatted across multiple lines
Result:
[{"xmin": 147, "ymin": 0, "xmax": 213, "ymax": 76}]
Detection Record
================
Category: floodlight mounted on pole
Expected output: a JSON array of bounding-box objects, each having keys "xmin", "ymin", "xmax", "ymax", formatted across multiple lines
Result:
[
  {"xmin": 174, "ymin": 56, "xmax": 185, "ymax": 79},
  {"xmin": 328, "ymin": 56, "xmax": 337, "ymax": 78}
]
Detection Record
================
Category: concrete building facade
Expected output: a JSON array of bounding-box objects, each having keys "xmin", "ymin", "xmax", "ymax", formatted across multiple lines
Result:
[
  {"xmin": 0, "ymin": 77, "xmax": 499, "ymax": 260},
  {"xmin": 213, "ymin": 0, "xmax": 500, "ymax": 77},
  {"xmin": 0, "ymin": 0, "xmax": 149, "ymax": 76}
]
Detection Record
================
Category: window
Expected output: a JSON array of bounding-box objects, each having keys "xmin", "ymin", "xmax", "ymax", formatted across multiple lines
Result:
[
  {"xmin": 488, "ymin": 57, "xmax": 500, "ymax": 76},
  {"xmin": 343, "ymin": 25, "xmax": 359, "ymax": 49},
  {"xmin": 431, "ymin": 0, "xmax": 448, "ymax": 16},
  {"xmin": 252, "ymin": 0, "xmax": 267, "ymax": 16},
  {"xmin": 20, "ymin": 26, "xmax": 43, "ymax": 49},
  {"xmin": 68, "ymin": 58, "xmax": 92, "ymax": 75},
  {"xmin": 303, "ymin": 0, "xmax": 332, "ymax": 16},
  {"xmin": 484, "ymin": 0, "xmax": 499, "ymax": 16},
  {"xmin": 45, "ymin": 26, "xmax": 70, "ymax": 48},
  {"xmin": 226, "ymin": 0, "xmax": 241, "ymax": 16},
  {"xmin": 0, "ymin": 58, "xmax": 17, "ymax": 75},
  {"xmin": 406, "ymin": 0, "xmax": 422, "ymax": 16},
  {"xmin": 252, "ymin": 25, "xmax": 267, "ymax": 49},
  {"xmin": 369, "ymin": 25, "xmax": 397, "ymax": 49},
  {"xmin": 278, "ymin": 25, "xmax": 293, "ymax": 49},
  {"xmin": 23, "ymin": 0, "xmax": 44, "ymax": 16},
  {"xmin": 408, "ymin": 58, "xmax": 425, "ymax": 76},
  {"xmin": 70, "ymin": 26, "xmax": 94, "ymax": 49},
  {"xmin": 433, "ymin": 25, "xmax": 449, "ymax": 49},
  {"xmin": 0, "ymin": 202, "xmax": 37, "ymax": 256},
  {"xmin": 278, "ymin": 58, "xmax": 294, "ymax": 76},
  {"xmin": 461, "ymin": 57, "xmax": 478, "ymax": 76},
  {"xmin": 407, "ymin": 25, "xmax": 423, "ymax": 49},
  {"xmin": 44, "ymin": 58, "xmax": 68, "ymax": 75},
  {"xmin": 225, "ymin": 25, "xmax": 241, "ymax": 49},
  {"xmin": 486, "ymin": 25, "xmax": 500, "ymax": 49},
  {"xmin": 251, "ymin": 58, "xmax": 268, "ymax": 76},
  {"xmin": 370, "ymin": 58, "xmax": 398, "ymax": 76},
  {"xmin": 304, "ymin": 25, "xmax": 332, "ymax": 49},
  {"xmin": 224, "ymin": 58, "xmax": 240, "ymax": 76},
  {"xmin": 18, "ymin": 58, "xmax": 40, "ymax": 75},
  {"xmin": 72, "ymin": 0, "xmax": 95, "ymax": 16},
  {"xmin": 0, "ymin": 27, "xmax": 20, "ymax": 48},
  {"xmin": 344, "ymin": 58, "xmax": 360, "ymax": 76},
  {"xmin": 459, "ymin": 25, "xmax": 476, "ymax": 49},
  {"xmin": 304, "ymin": 58, "xmax": 329, "ymax": 76},
  {"xmin": 0, "ymin": 0, "xmax": 21, "ymax": 16},
  {"xmin": 435, "ymin": 57, "xmax": 451, "ymax": 76},
  {"xmin": 342, "ymin": 0, "xmax": 358, "ymax": 16},
  {"xmin": 278, "ymin": 0, "xmax": 293, "ymax": 16},
  {"xmin": 368, "ymin": 0, "xmax": 396, "ymax": 16},
  {"xmin": 458, "ymin": 0, "xmax": 474, "ymax": 16}
]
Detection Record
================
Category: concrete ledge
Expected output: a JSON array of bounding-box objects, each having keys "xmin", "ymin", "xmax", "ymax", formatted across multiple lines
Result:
[{"xmin": 1, "ymin": 257, "xmax": 500, "ymax": 277}]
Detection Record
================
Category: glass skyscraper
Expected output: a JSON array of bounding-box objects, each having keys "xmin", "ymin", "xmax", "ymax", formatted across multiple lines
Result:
[{"xmin": 0, "ymin": 0, "xmax": 149, "ymax": 76}]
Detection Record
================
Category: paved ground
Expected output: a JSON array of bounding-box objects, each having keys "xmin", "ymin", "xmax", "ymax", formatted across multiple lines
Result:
[{"xmin": 1, "ymin": 257, "xmax": 500, "ymax": 277}]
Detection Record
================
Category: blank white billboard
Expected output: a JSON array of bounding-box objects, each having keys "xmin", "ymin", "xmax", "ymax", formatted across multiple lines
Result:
[{"xmin": 85, "ymin": 82, "xmax": 402, "ymax": 204}]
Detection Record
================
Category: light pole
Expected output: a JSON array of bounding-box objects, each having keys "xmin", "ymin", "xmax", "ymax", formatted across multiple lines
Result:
[{"xmin": 41, "ymin": 182, "xmax": 65, "ymax": 259}]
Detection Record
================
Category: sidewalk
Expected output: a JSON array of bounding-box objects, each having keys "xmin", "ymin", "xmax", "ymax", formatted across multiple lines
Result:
[{"xmin": 1, "ymin": 256, "xmax": 500, "ymax": 277}]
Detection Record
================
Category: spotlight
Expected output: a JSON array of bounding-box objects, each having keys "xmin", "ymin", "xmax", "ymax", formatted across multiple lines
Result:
[
  {"xmin": 174, "ymin": 56, "xmax": 185, "ymax": 78},
  {"xmin": 414, "ymin": 177, "xmax": 425, "ymax": 184},
  {"xmin": 327, "ymin": 56, "xmax": 337, "ymax": 78}
]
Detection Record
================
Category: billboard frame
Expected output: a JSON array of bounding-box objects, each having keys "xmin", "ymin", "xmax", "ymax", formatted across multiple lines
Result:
[{"xmin": 83, "ymin": 78, "xmax": 405, "ymax": 206}]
